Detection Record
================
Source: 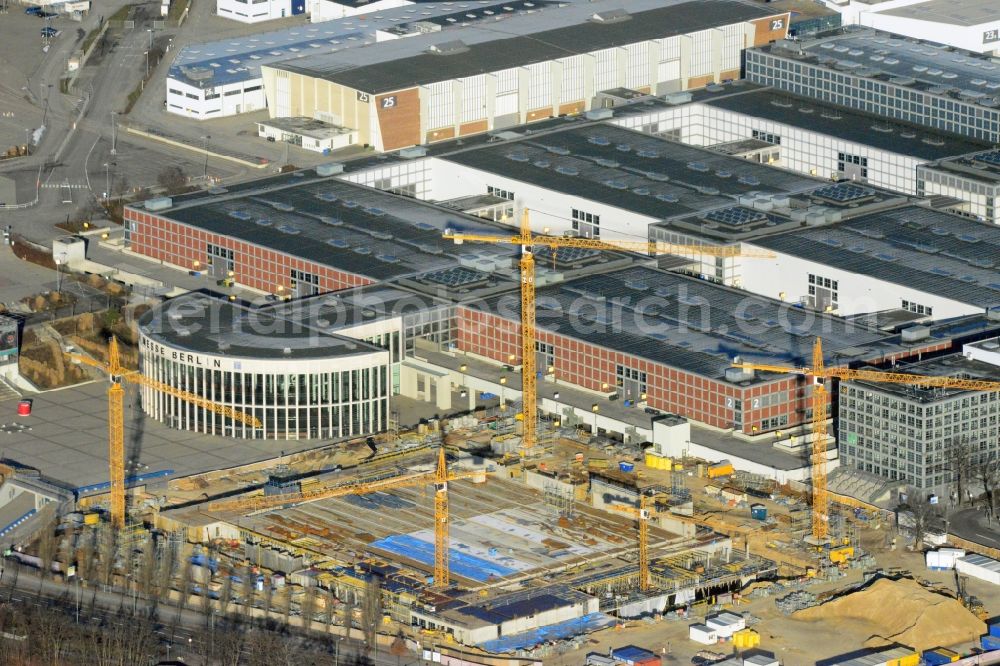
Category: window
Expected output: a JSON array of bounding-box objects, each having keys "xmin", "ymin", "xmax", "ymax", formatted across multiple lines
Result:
[
  {"xmin": 572, "ymin": 208, "xmax": 600, "ymax": 239},
  {"xmin": 224, "ymin": 89, "xmax": 240, "ymax": 96},
  {"xmin": 244, "ymin": 85, "xmax": 262, "ymax": 92},
  {"xmin": 616, "ymin": 365, "xmax": 647, "ymax": 401},
  {"xmin": 487, "ymin": 185, "xmax": 514, "ymax": 200},
  {"xmin": 291, "ymin": 268, "xmax": 320, "ymax": 296},
  {"xmin": 168, "ymin": 88, "xmax": 183, "ymax": 96},
  {"xmin": 807, "ymin": 274, "xmax": 838, "ymax": 310},
  {"xmin": 838, "ymin": 152, "xmax": 869, "ymax": 178},
  {"xmin": 902, "ymin": 300, "xmax": 933, "ymax": 317},
  {"xmin": 751, "ymin": 129, "xmax": 781, "ymax": 145}
]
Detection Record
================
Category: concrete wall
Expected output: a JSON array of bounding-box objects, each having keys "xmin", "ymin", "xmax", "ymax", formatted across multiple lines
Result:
[{"xmin": 739, "ymin": 244, "xmax": 982, "ymax": 318}]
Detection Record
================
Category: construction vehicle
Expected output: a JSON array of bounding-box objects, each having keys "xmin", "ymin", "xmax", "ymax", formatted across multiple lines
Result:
[
  {"xmin": 207, "ymin": 448, "xmax": 487, "ymax": 588},
  {"xmin": 68, "ymin": 337, "xmax": 262, "ymax": 528},
  {"xmin": 956, "ymin": 571, "xmax": 989, "ymax": 620},
  {"xmin": 828, "ymin": 545, "xmax": 854, "ymax": 565},
  {"xmin": 444, "ymin": 210, "xmax": 772, "ymax": 452},
  {"xmin": 735, "ymin": 338, "xmax": 1000, "ymax": 543}
]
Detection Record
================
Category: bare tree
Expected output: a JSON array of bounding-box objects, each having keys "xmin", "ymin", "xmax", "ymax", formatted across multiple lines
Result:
[
  {"xmin": 901, "ymin": 485, "xmax": 939, "ymax": 548},
  {"xmin": 977, "ymin": 455, "xmax": 1000, "ymax": 519},
  {"xmin": 301, "ymin": 584, "xmax": 315, "ymax": 633},
  {"xmin": 363, "ymin": 577, "xmax": 382, "ymax": 650},
  {"xmin": 950, "ymin": 439, "xmax": 974, "ymax": 506},
  {"xmin": 36, "ymin": 516, "xmax": 58, "ymax": 581}
]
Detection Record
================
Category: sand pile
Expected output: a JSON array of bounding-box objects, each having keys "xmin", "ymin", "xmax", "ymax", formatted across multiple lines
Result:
[{"xmin": 794, "ymin": 577, "xmax": 985, "ymax": 651}]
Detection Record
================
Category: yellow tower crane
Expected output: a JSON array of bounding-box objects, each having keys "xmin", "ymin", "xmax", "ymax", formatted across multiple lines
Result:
[
  {"xmin": 734, "ymin": 338, "xmax": 1000, "ymax": 542},
  {"xmin": 445, "ymin": 210, "xmax": 773, "ymax": 451},
  {"xmin": 68, "ymin": 336, "xmax": 262, "ymax": 529},
  {"xmin": 207, "ymin": 447, "xmax": 486, "ymax": 588},
  {"xmin": 606, "ymin": 489, "xmax": 655, "ymax": 591}
]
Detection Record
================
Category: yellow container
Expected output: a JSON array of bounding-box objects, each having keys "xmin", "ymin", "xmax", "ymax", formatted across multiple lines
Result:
[
  {"xmin": 83, "ymin": 512, "xmax": 100, "ymax": 526},
  {"xmin": 731, "ymin": 628, "xmax": 760, "ymax": 649},
  {"xmin": 644, "ymin": 452, "xmax": 672, "ymax": 470},
  {"xmin": 829, "ymin": 546, "xmax": 854, "ymax": 564},
  {"xmin": 885, "ymin": 653, "xmax": 919, "ymax": 666}
]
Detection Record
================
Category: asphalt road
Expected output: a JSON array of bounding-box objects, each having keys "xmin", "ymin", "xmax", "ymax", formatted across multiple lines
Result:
[{"xmin": 948, "ymin": 506, "xmax": 1000, "ymax": 550}]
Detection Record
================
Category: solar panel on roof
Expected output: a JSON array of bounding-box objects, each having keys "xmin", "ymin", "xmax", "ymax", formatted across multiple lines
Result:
[
  {"xmin": 813, "ymin": 183, "xmax": 876, "ymax": 203},
  {"xmin": 704, "ymin": 207, "xmax": 766, "ymax": 226},
  {"xmin": 421, "ymin": 267, "xmax": 488, "ymax": 287},
  {"xmin": 975, "ymin": 151, "xmax": 1000, "ymax": 166}
]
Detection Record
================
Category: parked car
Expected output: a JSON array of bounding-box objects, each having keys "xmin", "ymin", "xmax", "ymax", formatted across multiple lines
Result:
[
  {"xmin": 24, "ymin": 6, "xmax": 42, "ymax": 14},
  {"xmin": 40, "ymin": 26, "xmax": 58, "ymax": 37},
  {"xmin": 38, "ymin": 10, "xmax": 57, "ymax": 18}
]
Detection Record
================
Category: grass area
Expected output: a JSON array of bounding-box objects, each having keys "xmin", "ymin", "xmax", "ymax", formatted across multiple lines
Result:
[
  {"xmin": 107, "ymin": 4, "xmax": 133, "ymax": 23},
  {"xmin": 80, "ymin": 23, "xmax": 102, "ymax": 54},
  {"xmin": 168, "ymin": 0, "xmax": 191, "ymax": 24}
]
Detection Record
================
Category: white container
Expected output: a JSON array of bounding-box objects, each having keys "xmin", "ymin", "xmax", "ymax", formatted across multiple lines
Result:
[
  {"xmin": 926, "ymin": 548, "xmax": 966, "ymax": 570},
  {"xmin": 689, "ymin": 623, "xmax": 718, "ymax": 645},
  {"xmin": 956, "ymin": 554, "xmax": 1000, "ymax": 585}
]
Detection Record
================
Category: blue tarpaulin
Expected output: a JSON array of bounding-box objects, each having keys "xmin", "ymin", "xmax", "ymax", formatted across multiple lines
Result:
[
  {"xmin": 368, "ymin": 534, "xmax": 515, "ymax": 582},
  {"xmin": 479, "ymin": 613, "xmax": 616, "ymax": 653}
]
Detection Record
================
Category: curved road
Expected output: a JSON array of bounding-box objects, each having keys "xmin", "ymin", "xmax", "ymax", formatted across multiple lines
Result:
[{"xmin": 948, "ymin": 507, "xmax": 1000, "ymax": 550}]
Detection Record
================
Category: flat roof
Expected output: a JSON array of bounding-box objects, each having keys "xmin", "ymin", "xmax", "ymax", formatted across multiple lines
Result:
[
  {"xmin": 879, "ymin": 0, "xmax": 998, "ymax": 27},
  {"xmin": 921, "ymin": 149, "xmax": 1000, "ymax": 187},
  {"xmin": 438, "ymin": 123, "xmax": 820, "ymax": 222},
  {"xmin": 271, "ymin": 0, "xmax": 774, "ymax": 93},
  {"xmin": 382, "ymin": 0, "xmax": 565, "ymax": 36},
  {"xmin": 139, "ymin": 292, "xmax": 387, "ymax": 359},
  {"xmin": 752, "ymin": 204, "xmax": 1000, "ymax": 308},
  {"xmin": 697, "ymin": 86, "xmax": 988, "ymax": 161},
  {"xmin": 258, "ymin": 116, "xmax": 354, "ymax": 139},
  {"xmin": 134, "ymin": 177, "xmax": 518, "ymax": 283},
  {"xmin": 758, "ymin": 28, "xmax": 1000, "ymax": 109},
  {"xmin": 167, "ymin": 0, "xmax": 558, "ymax": 88},
  {"xmin": 846, "ymin": 350, "xmax": 1000, "ymax": 401},
  {"xmin": 479, "ymin": 265, "xmax": 912, "ymax": 380}
]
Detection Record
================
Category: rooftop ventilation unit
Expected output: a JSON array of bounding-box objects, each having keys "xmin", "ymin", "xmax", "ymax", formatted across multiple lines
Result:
[
  {"xmin": 316, "ymin": 163, "xmax": 344, "ymax": 176},
  {"xmin": 399, "ymin": 146, "xmax": 427, "ymax": 159},
  {"xmin": 589, "ymin": 8, "xmax": 630, "ymax": 23},
  {"xmin": 427, "ymin": 40, "xmax": 469, "ymax": 56},
  {"xmin": 181, "ymin": 66, "xmax": 214, "ymax": 81},
  {"xmin": 145, "ymin": 197, "xmax": 173, "ymax": 211},
  {"xmin": 584, "ymin": 108, "xmax": 614, "ymax": 120}
]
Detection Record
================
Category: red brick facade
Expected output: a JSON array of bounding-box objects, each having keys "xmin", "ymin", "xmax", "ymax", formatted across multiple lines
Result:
[
  {"xmin": 456, "ymin": 306, "xmax": 954, "ymax": 435},
  {"xmin": 125, "ymin": 208, "xmax": 373, "ymax": 294}
]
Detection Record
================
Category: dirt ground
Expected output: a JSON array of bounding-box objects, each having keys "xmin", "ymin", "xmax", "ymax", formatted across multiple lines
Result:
[{"xmin": 546, "ymin": 531, "xmax": 1000, "ymax": 666}]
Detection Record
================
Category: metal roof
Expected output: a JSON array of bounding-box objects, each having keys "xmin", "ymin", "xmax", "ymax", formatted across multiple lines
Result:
[
  {"xmin": 760, "ymin": 28, "xmax": 1000, "ymax": 110},
  {"xmin": 270, "ymin": 0, "xmax": 774, "ymax": 93},
  {"xmin": 439, "ymin": 123, "xmax": 819, "ymax": 222},
  {"xmin": 138, "ymin": 292, "xmax": 388, "ymax": 359},
  {"xmin": 697, "ymin": 86, "xmax": 988, "ymax": 161},
  {"xmin": 167, "ymin": 0, "xmax": 559, "ymax": 88},
  {"xmin": 753, "ymin": 205, "xmax": 1000, "ymax": 308},
  {"xmin": 479, "ymin": 265, "xmax": 910, "ymax": 379},
  {"xmin": 135, "ymin": 176, "xmax": 518, "ymax": 282},
  {"xmin": 879, "ymin": 0, "xmax": 998, "ymax": 28},
  {"xmin": 845, "ymin": 351, "xmax": 1000, "ymax": 401}
]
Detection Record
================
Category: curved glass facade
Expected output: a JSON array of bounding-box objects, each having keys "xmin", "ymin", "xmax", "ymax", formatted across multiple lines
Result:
[{"xmin": 140, "ymin": 352, "xmax": 389, "ymax": 440}]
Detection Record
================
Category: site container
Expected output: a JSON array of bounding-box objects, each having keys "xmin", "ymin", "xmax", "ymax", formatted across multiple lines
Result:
[
  {"xmin": 16, "ymin": 400, "xmax": 30, "ymax": 416},
  {"xmin": 750, "ymin": 504, "xmax": 767, "ymax": 521},
  {"xmin": 610, "ymin": 646, "xmax": 658, "ymax": 666},
  {"xmin": 731, "ymin": 628, "xmax": 760, "ymax": 649},
  {"xmin": 688, "ymin": 623, "xmax": 717, "ymax": 645},
  {"xmin": 957, "ymin": 554, "xmax": 1000, "ymax": 585},
  {"xmin": 990, "ymin": 619, "xmax": 1000, "ymax": 637},
  {"xmin": 618, "ymin": 461, "xmax": 635, "ymax": 473},
  {"xmin": 83, "ymin": 512, "xmax": 100, "ymax": 525},
  {"xmin": 707, "ymin": 461, "xmax": 734, "ymax": 479},
  {"xmin": 983, "ymin": 635, "xmax": 1000, "ymax": 651},
  {"xmin": 921, "ymin": 648, "xmax": 959, "ymax": 665},
  {"xmin": 925, "ymin": 548, "xmax": 966, "ymax": 571}
]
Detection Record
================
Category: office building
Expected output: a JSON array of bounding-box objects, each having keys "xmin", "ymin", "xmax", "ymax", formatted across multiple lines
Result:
[{"xmin": 839, "ymin": 338, "xmax": 1000, "ymax": 491}]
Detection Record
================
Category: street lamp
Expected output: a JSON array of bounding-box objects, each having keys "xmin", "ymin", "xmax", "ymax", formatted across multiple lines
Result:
[
  {"xmin": 499, "ymin": 376, "xmax": 507, "ymax": 411},
  {"xmin": 110, "ymin": 111, "xmax": 117, "ymax": 156},
  {"xmin": 201, "ymin": 134, "xmax": 211, "ymax": 181},
  {"xmin": 591, "ymin": 403, "xmax": 599, "ymax": 434},
  {"xmin": 54, "ymin": 252, "xmax": 66, "ymax": 292}
]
